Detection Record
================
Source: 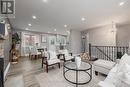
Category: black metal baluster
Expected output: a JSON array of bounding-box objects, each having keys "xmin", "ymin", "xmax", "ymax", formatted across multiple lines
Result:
[
  {"xmin": 123, "ymin": 47, "xmax": 125, "ymax": 54},
  {"xmin": 104, "ymin": 46, "xmax": 105, "ymax": 60},
  {"xmin": 105, "ymin": 47, "xmax": 108, "ymax": 60},
  {"xmin": 107, "ymin": 46, "xmax": 108, "ymax": 60}
]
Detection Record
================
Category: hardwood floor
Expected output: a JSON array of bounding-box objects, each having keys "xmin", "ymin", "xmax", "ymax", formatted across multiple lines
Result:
[
  {"xmin": 5, "ymin": 57, "xmax": 44, "ymax": 87},
  {"xmin": 4, "ymin": 57, "xmax": 106, "ymax": 87}
]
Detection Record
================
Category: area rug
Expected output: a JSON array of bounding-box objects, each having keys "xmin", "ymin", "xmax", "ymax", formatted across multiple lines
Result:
[{"xmin": 35, "ymin": 66, "xmax": 106, "ymax": 87}]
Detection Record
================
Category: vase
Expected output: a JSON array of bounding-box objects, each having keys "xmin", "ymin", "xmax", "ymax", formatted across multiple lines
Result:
[{"xmin": 75, "ymin": 57, "xmax": 81, "ymax": 68}]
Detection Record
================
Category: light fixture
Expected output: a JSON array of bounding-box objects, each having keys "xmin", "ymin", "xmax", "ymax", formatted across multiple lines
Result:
[
  {"xmin": 81, "ymin": 17, "xmax": 86, "ymax": 21},
  {"xmin": 32, "ymin": 16, "xmax": 37, "ymax": 19},
  {"xmin": 43, "ymin": 0, "xmax": 48, "ymax": 3},
  {"xmin": 54, "ymin": 28, "xmax": 57, "ymax": 31},
  {"xmin": 111, "ymin": 21, "xmax": 117, "ymax": 32},
  {"xmin": 64, "ymin": 24, "xmax": 67, "ymax": 28},
  {"xmin": 28, "ymin": 23, "xmax": 32, "ymax": 26},
  {"xmin": 119, "ymin": 2, "xmax": 125, "ymax": 6}
]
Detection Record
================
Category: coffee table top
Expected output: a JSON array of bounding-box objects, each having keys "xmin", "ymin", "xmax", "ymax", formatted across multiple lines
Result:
[{"xmin": 64, "ymin": 61, "xmax": 92, "ymax": 71}]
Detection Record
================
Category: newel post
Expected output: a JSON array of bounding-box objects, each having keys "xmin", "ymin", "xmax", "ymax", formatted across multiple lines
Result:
[{"xmin": 89, "ymin": 43, "xmax": 91, "ymax": 60}]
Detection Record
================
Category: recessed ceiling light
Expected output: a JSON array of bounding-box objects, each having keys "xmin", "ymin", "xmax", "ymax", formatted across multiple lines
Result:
[
  {"xmin": 25, "ymin": 28, "xmax": 29, "ymax": 30},
  {"xmin": 54, "ymin": 29, "xmax": 57, "ymax": 31},
  {"xmin": 43, "ymin": 0, "xmax": 48, "ymax": 3},
  {"xmin": 81, "ymin": 17, "xmax": 86, "ymax": 21},
  {"xmin": 119, "ymin": 2, "xmax": 125, "ymax": 6},
  {"xmin": 64, "ymin": 24, "xmax": 67, "ymax": 28},
  {"xmin": 32, "ymin": 16, "xmax": 37, "ymax": 19},
  {"xmin": 28, "ymin": 23, "xmax": 32, "ymax": 26}
]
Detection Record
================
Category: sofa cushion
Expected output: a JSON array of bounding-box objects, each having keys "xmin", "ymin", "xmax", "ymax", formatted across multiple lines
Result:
[
  {"xmin": 120, "ymin": 53, "xmax": 130, "ymax": 65},
  {"xmin": 93, "ymin": 59, "xmax": 115, "ymax": 70},
  {"xmin": 117, "ymin": 63, "xmax": 130, "ymax": 86},
  {"xmin": 48, "ymin": 59, "xmax": 60, "ymax": 65},
  {"xmin": 101, "ymin": 62, "xmax": 130, "ymax": 87}
]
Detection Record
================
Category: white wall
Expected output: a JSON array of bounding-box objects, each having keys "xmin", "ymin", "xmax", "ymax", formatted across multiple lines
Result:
[
  {"xmin": 117, "ymin": 24, "xmax": 130, "ymax": 46},
  {"xmin": 84, "ymin": 25, "xmax": 116, "ymax": 46},
  {"xmin": 70, "ymin": 30, "xmax": 81, "ymax": 54}
]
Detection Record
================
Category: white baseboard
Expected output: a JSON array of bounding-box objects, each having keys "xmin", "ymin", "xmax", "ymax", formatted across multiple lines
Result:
[{"xmin": 4, "ymin": 62, "xmax": 10, "ymax": 81}]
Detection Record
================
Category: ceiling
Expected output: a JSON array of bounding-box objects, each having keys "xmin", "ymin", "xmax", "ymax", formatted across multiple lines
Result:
[{"xmin": 10, "ymin": 0, "xmax": 130, "ymax": 34}]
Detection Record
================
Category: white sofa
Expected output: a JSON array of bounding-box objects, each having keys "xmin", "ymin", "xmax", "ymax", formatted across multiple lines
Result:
[
  {"xmin": 93, "ymin": 59, "xmax": 116, "ymax": 75},
  {"xmin": 98, "ymin": 53, "xmax": 130, "ymax": 87}
]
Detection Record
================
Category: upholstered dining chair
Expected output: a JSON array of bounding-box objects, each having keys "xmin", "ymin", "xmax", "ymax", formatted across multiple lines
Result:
[
  {"xmin": 29, "ymin": 46, "xmax": 41, "ymax": 60},
  {"xmin": 41, "ymin": 51, "xmax": 60, "ymax": 73}
]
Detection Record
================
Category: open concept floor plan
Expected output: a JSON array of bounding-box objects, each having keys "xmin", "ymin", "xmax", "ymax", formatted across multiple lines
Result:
[{"xmin": 0, "ymin": 0, "xmax": 130, "ymax": 87}]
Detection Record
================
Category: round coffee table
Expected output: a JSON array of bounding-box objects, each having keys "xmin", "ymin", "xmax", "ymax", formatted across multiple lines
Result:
[{"xmin": 63, "ymin": 61, "xmax": 92, "ymax": 87}]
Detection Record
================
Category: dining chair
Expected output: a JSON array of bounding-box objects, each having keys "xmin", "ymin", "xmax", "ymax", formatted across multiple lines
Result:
[{"xmin": 29, "ymin": 46, "xmax": 41, "ymax": 60}]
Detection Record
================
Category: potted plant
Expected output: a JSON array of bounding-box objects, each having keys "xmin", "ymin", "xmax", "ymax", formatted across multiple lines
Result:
[
  {"xmin": 12, "ymin": 33, "xmax": 21, "ymax": 45},
  {"xmin": 10, "ymin": 33, "xmax": 21, "ymax": 63}
]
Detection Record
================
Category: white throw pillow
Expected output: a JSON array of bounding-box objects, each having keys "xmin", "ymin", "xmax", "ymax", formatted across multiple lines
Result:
[
  {"xmin": 102, "ymin": 55, "xmax": 130, "ymax": 87},
  {"xmin": 123, "ymin": 72, "xmax": 130, "ymax": 85},
  {"xmin": 114, "ymin": 63, "xmax": 130, "ymax": 87},
  {"xmin": 119, "ymin": 64, "xmax": 130, "ymax": 83},
  {"xmin": 121, "ymin": 53, "xmax": 128, "ymax": 59},
  {"xmin": 120, "ymin": 53, "xmax": 130, "ymax": 65},
  {"xmin": 117, "ymin": 53, "xmax": 130, "ymax": 72},
  {"xmin": 117, "ymin": 63, "xmax": 130, "ymax": 73}
]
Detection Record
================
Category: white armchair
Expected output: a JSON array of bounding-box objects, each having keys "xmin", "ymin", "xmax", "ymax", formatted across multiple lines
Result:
[
  {"xmin": 61, "ymin": 50, "xmax": 74, "ymax": 62},
  {"xmin": 42, "ymin": 51, "xmax": 60, "ymax": 72}
]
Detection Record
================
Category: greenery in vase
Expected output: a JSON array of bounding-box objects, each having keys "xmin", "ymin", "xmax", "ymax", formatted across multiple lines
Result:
[{"xmin": 12, "ymin": 33, "xmax": 21, "ymax": 45}]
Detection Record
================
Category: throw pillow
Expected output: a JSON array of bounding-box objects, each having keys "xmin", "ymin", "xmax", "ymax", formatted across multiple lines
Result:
[
  {"xmin": 115, "ymin": 63, "xmax": 130, "ymax": 87},
  {"xmin": 120, "ymin": 53, "xmax": 130, "ymax": 65}
]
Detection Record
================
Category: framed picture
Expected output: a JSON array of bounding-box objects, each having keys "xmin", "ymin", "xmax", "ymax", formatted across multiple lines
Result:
[{"xmin": 41, "ymin": 35, "xmax": 47, "ymax": 43}]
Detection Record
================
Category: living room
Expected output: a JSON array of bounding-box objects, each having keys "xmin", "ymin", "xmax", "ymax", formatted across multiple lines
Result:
[{"xmin": 0, "ymin": 0, "xmax": 130, "ymax": 87}]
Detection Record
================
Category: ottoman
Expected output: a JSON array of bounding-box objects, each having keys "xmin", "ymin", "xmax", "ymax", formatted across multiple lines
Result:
[{"xmin": 93, "ymin": 59, "xmax": 116, "ymax": 75}]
